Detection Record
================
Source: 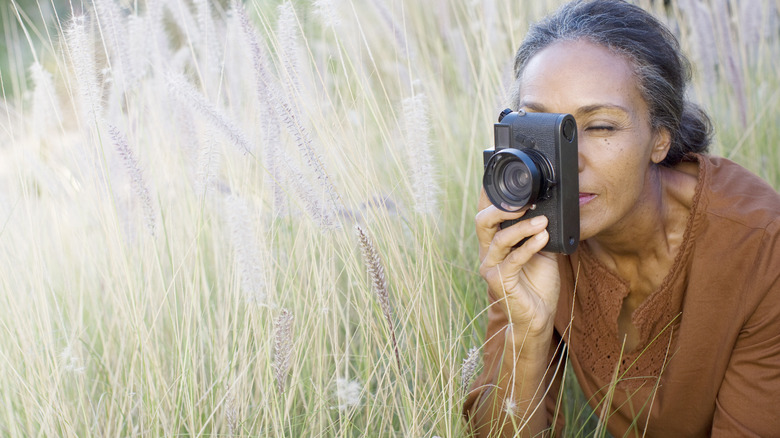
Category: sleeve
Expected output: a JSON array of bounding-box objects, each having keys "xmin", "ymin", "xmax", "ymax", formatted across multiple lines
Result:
[
  {"xmin": 463, "ymin": 290, "xmax": 511, "ymax": 424},
  {"xmin": 463, "ymin": 288, "xmax": 567, "ymax": 436},
  {"xmin": 711, "ymin": 219, "xmax": 780, "ymax": 437}
]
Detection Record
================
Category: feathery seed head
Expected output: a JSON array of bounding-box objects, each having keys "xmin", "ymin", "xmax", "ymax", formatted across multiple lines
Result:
[
  {"xmin": 334, "ymin": 377, "xmax": 362, "ymax": 410},
  {"xmin": 401, "ymin": 93, "xmax": 439, "ymax": 215},
  {"xmin": 107, "ymin": 123, "xmax": 157, "ymax": 237},
  {"xmin": 273, "ymin": 308, "xmax": 294, "ymax": 393},
  {"xmin": 355, "ymin": 224, "xmax": 401, "ymax": 370},
  {"xmin": 59, "ymin": 344, "xmax": 85, "ymax": 374},
  {"xmin": 461, "ymin": 346, "xmax": 480, "ymax": 392},
  {"xmin": 30, "ymin": 62, "xmax": 61, "ymax": 134},
  {"xmin": 165, "ymin": 72, "xmax": 253, "ymax": 155},
  {"xmin": 194, "ymin": 130, "xmax": 221, "ymax": 198},
  {"xmin": 66, "ymin": 15, "xmax": 103, "ymax": 124},
  {"xmin": 503, "ymin": 397, "xmax": 518, "ymax": 417},
  {"xmin": 225, "ymin": 194, "xmax": 266, "ymax": 305},
  {"xmin": 355, "ymin": 224, "xmax": 389, "ymax": 313},
  {"xmin": 313, "ymin": 0, "xmax": 342, "ymax": 29},
  {"xmin": 224, "ymin": 384, "xmax": 239, "ymax": 436}
]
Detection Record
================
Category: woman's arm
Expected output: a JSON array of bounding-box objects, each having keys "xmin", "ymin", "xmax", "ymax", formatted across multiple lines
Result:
[
  {"xmin": 711, "ymin": 220, "xmax": 780, "ymax": 436},
  {"xmin": 465, "ymin": 301, "xmax": 563, "ymax": 437},
  {"xmin": 464, "ymin": 190, "xmax": 563, "ymax": 437}
]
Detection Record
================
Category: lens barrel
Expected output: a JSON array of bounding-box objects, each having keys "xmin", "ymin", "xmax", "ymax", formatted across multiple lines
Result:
[{"xmin": 483, "ymin": 148, "xmax": 554, "ymax": 212}]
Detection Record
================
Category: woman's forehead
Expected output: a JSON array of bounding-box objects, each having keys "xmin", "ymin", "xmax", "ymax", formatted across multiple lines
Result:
[{"xmin": 518, "ymin": 39, "xmax": 645, "ymax": 116}]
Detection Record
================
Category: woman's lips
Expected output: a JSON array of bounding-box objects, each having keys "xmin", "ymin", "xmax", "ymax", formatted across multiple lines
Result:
[{"xmin": 579, "ymin": 193, "xmax": 597, "ymax": 206}]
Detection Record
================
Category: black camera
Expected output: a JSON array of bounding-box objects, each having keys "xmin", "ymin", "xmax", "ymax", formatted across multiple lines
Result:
[{"xmin": 483, "ymin": 109, "xmax": 579, "ymax": 254}]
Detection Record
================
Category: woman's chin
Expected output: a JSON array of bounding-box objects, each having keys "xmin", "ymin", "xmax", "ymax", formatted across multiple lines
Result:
[{"xmin": 577, "ymin": 220, "xmax": 601, "ymax": 242}]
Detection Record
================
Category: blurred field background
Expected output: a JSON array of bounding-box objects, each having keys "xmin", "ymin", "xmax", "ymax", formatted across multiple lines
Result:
[{"xmin": 0, "ymin": 0, "xmax": 777, "ymax": 436}]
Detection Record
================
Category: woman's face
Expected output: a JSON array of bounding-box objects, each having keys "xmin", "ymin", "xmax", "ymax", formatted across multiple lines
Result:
[{"xmin": 518, "ymin": 39, "xmax": 671, "ymax": 240}]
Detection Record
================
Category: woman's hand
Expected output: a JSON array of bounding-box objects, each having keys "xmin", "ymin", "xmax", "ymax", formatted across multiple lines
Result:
[{"xmin": 476, "ymin": 189, "xmax": 561, "ymax": 339}]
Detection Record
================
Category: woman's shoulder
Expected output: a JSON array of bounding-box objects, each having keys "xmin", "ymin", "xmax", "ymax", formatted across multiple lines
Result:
[
  {"xmin": 691, "ymin": 154, "xmax": 780, "ymax": 303},
  {"xmin": 698, "ymin": 154, "xmax": 780, "ymax": 232}
]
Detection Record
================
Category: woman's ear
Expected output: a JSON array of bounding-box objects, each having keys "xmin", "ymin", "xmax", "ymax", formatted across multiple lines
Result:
[{"xmin": 650, "ymin": 127, "xmax": 672, "ymax": 164}]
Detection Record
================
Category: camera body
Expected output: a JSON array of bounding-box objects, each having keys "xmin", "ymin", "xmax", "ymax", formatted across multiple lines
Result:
[{"xmin": 483, "ymin": 109, "xmax": 579, "ymax": 254}]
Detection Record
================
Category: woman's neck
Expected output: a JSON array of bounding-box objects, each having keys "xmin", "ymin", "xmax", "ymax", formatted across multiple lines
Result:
[{"xmin": 586, "ymin": 163, "xmax": 698, "ymax": 286}]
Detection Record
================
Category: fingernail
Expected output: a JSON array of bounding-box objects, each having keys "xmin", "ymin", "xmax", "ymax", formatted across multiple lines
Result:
[
  {"xmin": 535, "ymin": 230, "xmax": 548, "ymax": 241},
  {"xmin": 530, "ymin": 216, "xmax": 546, "ymax": 227}
]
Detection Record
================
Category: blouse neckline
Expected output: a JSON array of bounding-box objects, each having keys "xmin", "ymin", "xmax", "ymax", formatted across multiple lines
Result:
[{"xmin": 572, "ymin": 154, "xmax": 709, "ymax": 388}]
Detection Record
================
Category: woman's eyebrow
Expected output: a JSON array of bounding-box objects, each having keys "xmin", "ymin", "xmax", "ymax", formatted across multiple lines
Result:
[
  {"xmin": 519, "ymin": 100, "xmax": 630, "ymax": 117},
  {"xmin": 519, "ymin": 101, "xmax": 548, "ymax": 112},
  {"xmin": 576, "ymin": 103, "xmax": 630, "ymax": 117}
]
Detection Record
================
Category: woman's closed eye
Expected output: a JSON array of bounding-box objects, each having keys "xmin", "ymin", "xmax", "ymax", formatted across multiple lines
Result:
[{"xmin": 586, "ymin": 125, "xmax": 616, "ymax": 131}]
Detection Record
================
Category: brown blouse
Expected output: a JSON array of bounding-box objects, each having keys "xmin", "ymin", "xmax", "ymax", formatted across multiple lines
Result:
[{"xmin": 465, "ymin": 155, "xmax": 780, "ymax": 436}]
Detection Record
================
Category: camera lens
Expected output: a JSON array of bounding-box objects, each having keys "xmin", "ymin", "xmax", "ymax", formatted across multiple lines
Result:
[
  {"xmin": 483, "ymin": 148, "xmax": 554, "ymax": 212},
  {"xmin": 502, "ymin": 161, "xmax": 532, "ymax": 202}
]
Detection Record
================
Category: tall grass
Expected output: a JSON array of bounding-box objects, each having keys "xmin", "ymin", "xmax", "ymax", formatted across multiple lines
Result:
[{"xmin": 0, "ymin": 0, "xmax": 777, "ymax": 436}]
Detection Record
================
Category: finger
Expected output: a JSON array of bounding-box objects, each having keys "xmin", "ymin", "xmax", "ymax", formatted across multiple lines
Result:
[
  {"xmin": 475, "ymin": 204, "xmax": 527, "ymax": 240},
  {"xmin": 480, "ymin": 215, "xmax": 548, "ymax": 269},
  {"xmin": 476, "ymin": 203, "xmax": 530, "ymax": 229},
  {"xmin": 476, "ymin": 205, "xmax": 528, "ymax": 259},
  {"xmin": 480, "ymin": 228, "xmax": 550, "ymax": 300},
  {"xmin": 476, "ymin": 190, "xmax": 531, "ymax": 241},
  {"xmin": 478, "ymin": 187, "xmax": 528, "ymax": 213},
  {"xmin": 477, "ymin": 187, "xmax": 492, "ymax": 211},
  {"xmin": 502, "ymin": 229, "xmax": 550, "ymax": 271}
]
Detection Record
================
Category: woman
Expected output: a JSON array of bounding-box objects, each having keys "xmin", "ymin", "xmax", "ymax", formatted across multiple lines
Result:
[{"xmin": 464, "ymin": 1, "xmax": 780, "ymax": 436}]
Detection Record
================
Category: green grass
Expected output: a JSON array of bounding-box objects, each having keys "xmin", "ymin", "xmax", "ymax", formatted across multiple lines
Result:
[{"xmin": 0, "ymin": 0, "xmax": 777, "ymax": 436}]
